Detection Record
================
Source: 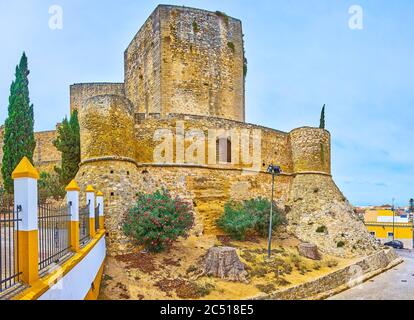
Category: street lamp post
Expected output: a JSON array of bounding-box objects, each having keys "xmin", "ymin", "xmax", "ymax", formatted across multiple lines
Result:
[{"xmin": 266, "ymin": 164, "xmax": 281, "ymax": 259}]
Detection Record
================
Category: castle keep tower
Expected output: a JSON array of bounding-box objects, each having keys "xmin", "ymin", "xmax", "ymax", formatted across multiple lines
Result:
[{"xmin": 124, "ymin": 5, "xmax": 245, "ymax": 121}]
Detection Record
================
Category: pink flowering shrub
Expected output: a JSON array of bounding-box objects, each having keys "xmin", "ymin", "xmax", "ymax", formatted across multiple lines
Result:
[{"xmin": 123, "ymin": 189, "xmax": 194, "ymax": 252}]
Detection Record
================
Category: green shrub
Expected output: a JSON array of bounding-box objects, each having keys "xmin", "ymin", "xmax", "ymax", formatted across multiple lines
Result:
[
  {"xmin": 337, "ymin": 241, "xmax": 345, "ymax": 248},
  {"xmin": 216, "ymin": 201, "xmax": 254, "ymax": 240},
  {"xmin": 316, "ymin": 225, "xmax": 327, "ymax": 233},
  {"xmin": 244, "ymin": 198, "xmax": 284, "ymax": 236},
  {"xmin": 227, "ymin": 41, "xmax": 235, "ymax": 53},
  {"xmin": 216, "ymin": 197, "xmax": 285, "ymax": 240},
  {"xmin": 38, "ymin": 171, "xmax": 65, "ymax": 201},
  {"xmin": 123, "ymin": 189, "xmax": 194, "ymax": 252},
  {"xmin": 192, "ymin": 21, "xmax": 199, "ymax": 33}
]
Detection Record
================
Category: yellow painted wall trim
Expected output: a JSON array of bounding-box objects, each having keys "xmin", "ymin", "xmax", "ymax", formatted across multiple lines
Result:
[
  {"xmin": 89, "ymin": 218, "xmax": 96, "ymax": 237},
  {"xmin": 69, "ymin": 221, "xmax": 80, "ymax": 252},
  {"xmin": 99, "ymin": 216, "xmax": 105, "ymax": 230},
  {"xmin": 65, "ymin": 179, "xmax": 80, "ymax": 191},
  {"xmin": 12, "ymin": 156, "xmax": 39, "ymax": 180},
  {"xmin": 13, "ymin": 231, "xmax": 105, "ymax": 300},
  {"xmin": 17, "ymin": 230, "xmax": 39, "ymax": 285}
]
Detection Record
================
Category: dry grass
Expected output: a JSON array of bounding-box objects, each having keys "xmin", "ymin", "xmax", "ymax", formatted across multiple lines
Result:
[{"xmin": 100, "ymin": 234, "xmax": 352, "ymax": 300}]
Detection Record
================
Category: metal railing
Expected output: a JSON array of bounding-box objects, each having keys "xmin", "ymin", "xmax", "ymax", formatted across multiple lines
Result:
[
  {"xmin": 79, "ymin": 201, "xmax": 90, "ymax": 247},
  {"xmin": 38, "ymin": 202, "xmax": 71, "ymax": 271},
  {"xmin": 0, "ymin": 195, "xmax": 21, "ymax": 294},
  {"xmin": 95, "ymin": 204, "xmax": 100, "ymax": 231}
]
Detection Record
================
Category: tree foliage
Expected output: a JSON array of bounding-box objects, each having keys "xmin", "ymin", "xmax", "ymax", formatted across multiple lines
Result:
[
  {"xmin": 53, "ymin": 110, "xmax": 80, "ymax": 187},
  {"xmin": 2, "ymin": 52, "xmax": 36, "ymax": 192},
  {"xmin": 217, "ymin": 197, "xmax": 285, "ymax": 240},
  {"xmin": 38, "ymin": 171, "xmax": 65, "ymax": 201},
  {"xmin": 319, "ymin": 104, "xmax": 325, "ymax": 129}
]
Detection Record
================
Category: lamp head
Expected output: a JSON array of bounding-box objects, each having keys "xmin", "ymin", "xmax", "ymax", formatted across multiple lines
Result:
[{"xmin": 267, "ymin": 164, "xmax": 282, "ymax": 175}]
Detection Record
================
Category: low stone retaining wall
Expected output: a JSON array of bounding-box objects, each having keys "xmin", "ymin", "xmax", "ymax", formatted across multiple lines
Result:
[{"xmin": 251, "ymin": 248, "xmax": 401, "ymax": 300}]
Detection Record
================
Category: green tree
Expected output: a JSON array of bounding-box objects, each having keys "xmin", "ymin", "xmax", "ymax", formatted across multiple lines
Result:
[
  {"xmin": 319, "ymin": 104, "xmax": 325, "ymax": 129},
  {"xmin": 2, "ymin": 52, "xmax": 36, "ymax": 192},
  {"xmin": 53, "ymin": 110, "xmax": 80, "ymax": 187},
  {"xmin": 38, "ymin": 171, "xmax": 65, "ymax": 201}
]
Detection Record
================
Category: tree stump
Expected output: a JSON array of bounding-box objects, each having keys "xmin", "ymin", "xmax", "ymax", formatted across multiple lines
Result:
[
  {"xmin": 202, "ymin": 247, "xmax": 248, "ymax": 283},
  {"xmin": 298, "ymin": 243, "xmax": 322, "ymax": 260}
]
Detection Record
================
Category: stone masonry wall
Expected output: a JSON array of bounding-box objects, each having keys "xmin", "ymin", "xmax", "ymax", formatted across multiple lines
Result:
[
  {"xmin": 286, "ymin": 173, "xmax": 379, "ymax": 257},
  {"xmin": 79, "ymin": 95, "xmax": 135, "ymax": 161},
  {"xmin": 290, "ymin": 127, "xmax": 331, "ymax": 174},
  {"xmin": 133, "ymin": 114, "xmax": 292, "ymax": 173},
  {"xmin": 70, "ymin": 83, "xmax": 125, "ymax": 113},
  {"xmin": 76, "ymin": 91, "xmax": 366, "ymax": 256},
  {"xmin": 76, "ymin": 160, "xmax": 293, "ymax": 254},
  {"xmin": 0, "ymin": 128, "xmax": 60, "ymax": 181},
  {"xmin": 125, "ymin": 5, "xmax": 245, "ymax": 121},
  {"xmin": 124, "ymin": 7, "xmax": 162, "ymax": 115}
]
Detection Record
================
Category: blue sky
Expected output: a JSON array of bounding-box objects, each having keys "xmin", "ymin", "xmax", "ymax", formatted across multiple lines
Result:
[{"xmin": 0, "ymin": 0, "xmax": 413, "ymax": 206}]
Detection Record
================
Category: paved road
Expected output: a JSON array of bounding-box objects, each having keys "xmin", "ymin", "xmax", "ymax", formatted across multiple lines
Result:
[{"xmin": 329, "ymin": 249, "xmax": 414, "ymax": 300}]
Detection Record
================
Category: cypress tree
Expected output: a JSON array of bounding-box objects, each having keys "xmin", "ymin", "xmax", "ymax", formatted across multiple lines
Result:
[
  {"xmin": 319, "ymin": 104, "xmax": 326, "ymax": 129},
  {"xmin": 53, "ymin": 110, "xmax": 80, "ymax": 187},
  {"xmin": 2, "ymin": 52, "xmax": 36, "ymax": 192}
]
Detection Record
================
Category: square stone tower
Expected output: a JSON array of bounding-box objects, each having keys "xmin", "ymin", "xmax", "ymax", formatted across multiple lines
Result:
[{"xmin": 124, "ymin": 5, "xmax": 245, "ymax": 122}]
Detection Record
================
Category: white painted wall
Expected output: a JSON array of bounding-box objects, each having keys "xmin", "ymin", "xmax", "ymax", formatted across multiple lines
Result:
[
  {"xmin": 38, "ymin": 236, "xmax": 106, "ymax": 300},
  {"xmin": 377, "ymin": 216, "xmax": 409, "ymax": 223}
]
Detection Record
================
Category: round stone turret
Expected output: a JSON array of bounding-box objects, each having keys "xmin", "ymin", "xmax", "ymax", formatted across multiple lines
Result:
[
  {"xmin": 79, "ymin": 94, "xmax": 135, "ymax": 162},
  {"xmin": 289, "ymin": 127, "xmax": 331, "ymax": 174}
]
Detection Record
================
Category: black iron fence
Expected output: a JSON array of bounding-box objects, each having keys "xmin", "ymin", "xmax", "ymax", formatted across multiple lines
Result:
[
  {"xmin": 79, "ymin": 202, "xmax": 90, "ymax": 247},
  {"xmin": 95, "ymin": 204, "xmax": 100, "ymax": 231},
  {"xmin": 0, "ymin": 195, "xmax": 21, "ymax": 294},
  {"xmin": 38, "ymin": 202, "xmax": 71, "ymax": 271}
]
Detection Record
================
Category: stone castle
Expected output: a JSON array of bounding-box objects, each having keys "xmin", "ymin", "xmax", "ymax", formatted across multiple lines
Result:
[{"xmin": 1, "ymin": 5, "xmax": 378, "ymax": 257}]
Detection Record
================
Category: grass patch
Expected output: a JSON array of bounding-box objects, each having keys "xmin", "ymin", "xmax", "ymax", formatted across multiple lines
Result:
[
  {"xmin": 227, "ymin": 41, "xmax": 235, "ymax": 53},
  {"xmin": 192, "ymin": 20, "xmax": 200, "ymax": 33},
  {"xmin": 256, "ymin": 283, "xmax": 276, "ymax": 294}
]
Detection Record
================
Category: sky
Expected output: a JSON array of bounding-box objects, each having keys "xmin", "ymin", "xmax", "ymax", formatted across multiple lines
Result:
[{"xmin": 0, "ymin": 0, "xmax": 413, "ymax": 206}]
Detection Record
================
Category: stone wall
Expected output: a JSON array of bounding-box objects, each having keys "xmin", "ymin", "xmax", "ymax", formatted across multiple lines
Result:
[
  {"xmin": 125, "ymin": 5, "xmax": 245, "ymax": 121},
  {"xmin": 286, "ymin": 173, "xmax": 380, "ymax": 257},
  {"xmin": 0, "ymin": 128, "xmax": 60, "ymax": 180},
  {"xmin": 290, "ymin": 127, "xmax": 331, "ymax": 174},
  {"xmin": 124, "ymin": 7, "xmax": 162, "ymax": 116},
  {"xmin": 70, "ymin": 83, "xmax": 125, "ymax": 113},
  {"xmin": 133, "ymin": 114, "xmax": 292, "ymax": 173},
  {"xmin": 33, "ymin": 130, "xmax": 61, "ymax": 172},
  {"xmin": 76, "ymin": 91, "xmax": 369, "ymax": 257},
  {"xmin": 79, "ymin": 95, "xmax": 135, "ymax": 161},
  {"xmin": 76, "ymin": 159, "xmax": 293, "ymax": 253}
]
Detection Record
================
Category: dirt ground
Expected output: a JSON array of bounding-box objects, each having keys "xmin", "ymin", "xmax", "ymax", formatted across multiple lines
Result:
[{"xmin": 99, "ymin": 233, "xmax": 354, "ymax": 300}]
